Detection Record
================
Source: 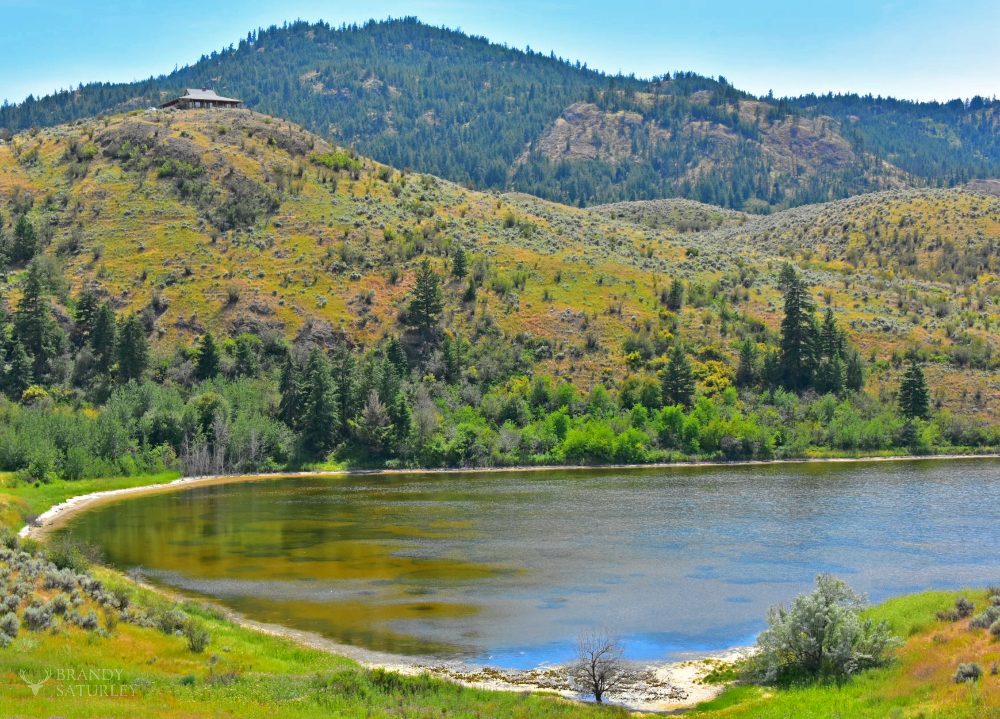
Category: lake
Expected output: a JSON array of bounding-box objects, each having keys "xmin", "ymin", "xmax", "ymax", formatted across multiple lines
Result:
[{"xmin": 57, "ymin": 459, "xmax": 1000, "ymax": 668}]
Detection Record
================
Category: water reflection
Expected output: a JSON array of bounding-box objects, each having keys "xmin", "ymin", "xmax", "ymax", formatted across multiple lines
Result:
[{"xmin": 59, "ymin": 460, "xmax": 1000, "ymax": 667}]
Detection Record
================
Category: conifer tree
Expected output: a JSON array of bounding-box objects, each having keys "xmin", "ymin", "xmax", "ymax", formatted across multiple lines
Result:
[
  {"xmin": 331, "ymin": 347, "xmax": 358, "ymax": 435},
  {"xmin": 735, "ymin": 338, "xmax": 759, "ymax": 387},
  {"xmin": 90, "ymin": 302, "xmax": 117, "ymax": 374},
  {"xmin": 196, "ymin": 332, "xmax": 221, "ymax": 380},
  {"xmin": 301, "ymin": 349, "xmax": 338, "ymax": 456},
  {"xmin": 278, "ymin": 353, "xmax": 303, "ymax": 429},
  {"xmin": 844, "ymin": 349, "xmax": 865, "ymax": 392},
  {"xmin": 2, "ymin": 339, "xmax": 32, "ymax": 399},
  {"xmin": 898, "ymin": 356, "xmax": 930, "ymax": 420},
  {"xmin": 13, "ymin": 263, "xmax": 63, "ymax": 379},
  {"xmin": 11, "ymin": 215, "xmax": 38, "ymax": 264},
  {"xmin": 73, "ymin": 289, "xmax": 100, "ymax": 347},
  {"xmin": 778, "ymin": 264, "xmax": 817, "ymax": 391},
  {"xmin": 406, "ymin": 259, "xmax": 444, "ymax": 333},
  {"xmin": 451, "ymin": 246, "xmax": 468, "ymax": 279},
  {"xmin": 116, "ymin": 314, "xmax": 148, "ymax": 382},
  {"xmin": 661, "ymin": 343, "xmax": 695, "ymax": 408},
  {"xmin": 666, "ymin": 278, "xmax": 684, "ymax": 311}
]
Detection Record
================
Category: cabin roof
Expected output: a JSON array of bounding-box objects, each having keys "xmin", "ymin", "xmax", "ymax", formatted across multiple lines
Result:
[{"xmin": 177, "ymin": 88, "xmax": 240, "ymax": 103}]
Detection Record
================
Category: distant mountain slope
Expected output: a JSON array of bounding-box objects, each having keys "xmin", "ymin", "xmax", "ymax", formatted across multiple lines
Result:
[{"xmin": 1, "ymin": 19, "xmax": 997, "ymax": 211}]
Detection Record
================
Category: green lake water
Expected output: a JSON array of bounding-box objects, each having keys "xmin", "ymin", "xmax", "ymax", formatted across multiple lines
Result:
[{"xmin": 58, "ymin": 459, "xmax": 1000, "ymax": 667}]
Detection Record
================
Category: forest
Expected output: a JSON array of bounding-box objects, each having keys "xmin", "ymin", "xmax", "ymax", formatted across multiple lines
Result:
[{"xmin": 1, "ymin": 19, "xmax": 997, "ymax": 210}]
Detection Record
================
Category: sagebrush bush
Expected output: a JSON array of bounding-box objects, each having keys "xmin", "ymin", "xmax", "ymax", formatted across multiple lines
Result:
[
  {"xmin": 184, "ymin": 621, "xmax": 210, "ymax": 653},
  {"xmin": 970, "ymin": 606, "xmax": 1000, "ymax": 629},
  {"xmin": 0, "ymin": 611, "xmax": 19, "ymax": 638},
  {"xmin": 744, "ymin": 574, "xmax": 900, "ymax": 684},
  {"xmin": 23, "ymin": 603, "xmax": 52, "ymax": 630},
  {"xmin": 954, "ymin": 663, "xmax": 981, "ymax": 683}
]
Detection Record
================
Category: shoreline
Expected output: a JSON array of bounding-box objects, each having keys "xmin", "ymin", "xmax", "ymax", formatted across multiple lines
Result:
[
  {"xmin": 14, "ymin": 451, "xmax": 998, "ymax": 711},
  {"xmin": 19, "ymin": 450, "xmax": 1000, "ymax": 539}
]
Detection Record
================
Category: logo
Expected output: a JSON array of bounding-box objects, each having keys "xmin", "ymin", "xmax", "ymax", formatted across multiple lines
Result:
[{"xmin": 19, "ymin": 670, "xmax": 51, "ymax": 696}]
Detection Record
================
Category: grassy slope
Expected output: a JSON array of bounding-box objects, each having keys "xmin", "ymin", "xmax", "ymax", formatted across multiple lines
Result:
[
  {"xmin": 2, "ymin": 110, "xmax": 1000, "ymax": 418},
  {"xmin": 695, "ymin": 591, "xmax": 1000, "ymax": 719}
]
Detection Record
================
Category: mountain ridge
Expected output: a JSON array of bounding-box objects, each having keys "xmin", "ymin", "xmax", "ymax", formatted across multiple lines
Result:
[{"xmin": 2, "ymin": 18, "xmax": 997, "ymax": 211}]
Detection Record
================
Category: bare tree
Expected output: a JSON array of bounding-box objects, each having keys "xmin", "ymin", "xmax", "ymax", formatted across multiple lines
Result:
[{"xmin": 571, "ymin": 631, "xmax": 625, "ymax": 703}]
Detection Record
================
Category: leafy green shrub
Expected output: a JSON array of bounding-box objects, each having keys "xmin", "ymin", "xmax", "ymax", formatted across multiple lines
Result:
[{"xmin": 744, "ymin": 574, "xmax": 900, "ymax": 684}]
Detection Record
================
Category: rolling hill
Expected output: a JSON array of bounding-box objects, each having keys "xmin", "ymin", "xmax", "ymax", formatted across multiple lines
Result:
[
  {"xmin": 1, "ymin": 108, "xmax": 998, "ymax": 427},
  {"xmin": 2, "ymin": 18, "xmax": 998, "ymax": 211}
]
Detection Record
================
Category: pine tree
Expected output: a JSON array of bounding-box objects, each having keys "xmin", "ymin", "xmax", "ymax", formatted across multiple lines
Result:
[
  {"xmin": 196, "ymin": 332, "xmax": 220, "ymax": 381},
  {"xmin": 73, "ymin": 289, "xmax": 100, "ymax": 347},
  {"xmin": 735, "ymin": 339, "xmax": 758, "ymax": 387},
  {"xmin": 13, "ymin": 263, "xmax": 63, "ymax": 379},
  {"xmin": 661, "ymin": 343, "xmax": 695, "ymax": 408},
  {"xmin": 898, "ymin": 356, "xmax": 930, "ymax": 420},
  {"xmin": 301, "ymin": 349, "xmax": 338, "ymax": 456},
  {"xmin": 844, "ymin": 349, "xmax": 865, "ymax": 392},
  {"xmin": 89, "ymin": 301, "xmax": 117, "ymax": 374},
  {"xmin": 405, "ymin": 259, "xmax": 444, "ymax": 333},
  {"xmin": 451, "ymin": 246, "xmax": 468, "ymax": 279},
  {"xmin": 2, "ymin": 339, "xmax": 32, "ymax": 399},
  {"xmin": 778, "ymin": 264, "xmax": 817, "ymax": 391},
  {"xmin": 116, "ymin": 314, "xmax": 148, "ymax": 382},
  {"xmin": 278, "ymin": 354, "xmax": 303, "ymax": 429},
  {"xmin": 666, "ymin": 278, "xmax": 684, "ymax": 311},
  {"xmin": 331, "ymin": 347, "xmax": 358, "ymax": 435},
  {"xmin": 11, "ymin": 215, "xmax": 38, "ymax": 264}
]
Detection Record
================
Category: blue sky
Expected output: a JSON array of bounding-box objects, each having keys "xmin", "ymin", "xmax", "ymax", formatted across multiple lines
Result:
[{"xmin": 1, "ymin": 0, "xmax": 997, "ymax": 105}]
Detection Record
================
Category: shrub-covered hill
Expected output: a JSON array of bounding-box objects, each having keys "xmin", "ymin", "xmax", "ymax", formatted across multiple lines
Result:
[
  {"xmin": 0, "ymin": 108, "xmax": 999, "ymax": 430},
  {"xmin": 2, "ymin": 19, "xmax": 998, "ymax": 211}
]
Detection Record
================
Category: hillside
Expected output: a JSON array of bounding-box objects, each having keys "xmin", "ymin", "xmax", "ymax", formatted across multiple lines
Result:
[
  {"xmin": 2, "ymin": 18, "xmax": 998, "ymax": 211},
  {"xmin": 1, "ymin": 109, "xmax": 998, "ymax": 427}
]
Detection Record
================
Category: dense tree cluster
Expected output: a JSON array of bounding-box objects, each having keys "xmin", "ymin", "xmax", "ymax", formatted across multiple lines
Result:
[{"xmin": 0, "ymin": 255, "xmax": 990, "ymax": 485}]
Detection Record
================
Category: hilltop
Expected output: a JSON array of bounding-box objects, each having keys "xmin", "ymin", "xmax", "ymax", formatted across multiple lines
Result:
[{"xmin": 2, "ymin": 18, "xmax": 998, "ymax": 211}]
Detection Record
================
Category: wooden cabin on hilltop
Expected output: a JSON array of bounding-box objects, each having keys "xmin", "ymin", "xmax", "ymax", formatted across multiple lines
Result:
[{"xmin": 159, "ymin": 89, "xmax": 241, "ymax": 110}]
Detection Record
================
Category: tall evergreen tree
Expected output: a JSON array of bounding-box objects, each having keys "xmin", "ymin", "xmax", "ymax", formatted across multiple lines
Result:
[
  {"xmin": 73, "ymin": 289, "xmax": 100, "ymax": 348},
  {"xmin": 778, "ymin": 264, "xmax": 817, "ymax": 391},
  {"xmin": 666, "ymin": 278, "xmax": 685, "ymax": 311},
  {"xmin": 196, "ymin": 332, "xmax": 221, "ymax": 380},
  {"xmin": 301, "ymin": 349, "xmax": 338, "ymax": 456},
  {"xmin": 278, "ymin": 353, "xmax": 304, "ymax": 429},
  {"xmin": 11, "ymin": 215, "xmax": 38, "ymax": 264},
  {"xmin": 661, "ymin": 343, "xmax": 695, "ymax": 408},
  {"xmin": 2, "ymin": 339, "xmax": 32, "ymax": 398},
  {"xmin": 898, "ymin": 356, "xmax": 930, "ymax": 420},
  {"xmin": 13, "ymin": 263, "xmax": 63, "ymax": 379},
  {"xmin": 735, "ymin": 339, "xmax": 759, "ymax": 388},
  {"xmin": 405, "ymin": 259, "xmax": 444, "ymax": 333},
  {"xmin": 90, "ymin": 301, "xmax": 117, "ymax": 374},
  {"xmin": 116, "ymin": 314, "xmax": 148, "ymax": 382},
  {"xmin": 451, "ymin": 246, "xmax": 468, "ymax": 279},
  {"xmin": 331, "ymin": 347, "xmax": 358, "ymax": 435},
  {"xmin": 844, "ymin": 349, "xmax": 866, "ymax": 392}
]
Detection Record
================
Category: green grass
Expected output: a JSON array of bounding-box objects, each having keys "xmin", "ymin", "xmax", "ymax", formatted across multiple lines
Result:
[
  {"xmin": 2, "ymin": 472, "xmax": 181, "ymax": 525},
  {"xmin": 692, "ymin": 591, "xmax": 1000, "ymax": 719}
]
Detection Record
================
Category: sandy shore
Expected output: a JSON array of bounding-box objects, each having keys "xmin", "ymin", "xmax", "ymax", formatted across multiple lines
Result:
[
  {"xmin": 15, "ymin": 453, "xmax": 996, "ymax": 711},
  {"xmin": 226, "ymin": 611, "xmax": 752, "ymax": 712}
]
